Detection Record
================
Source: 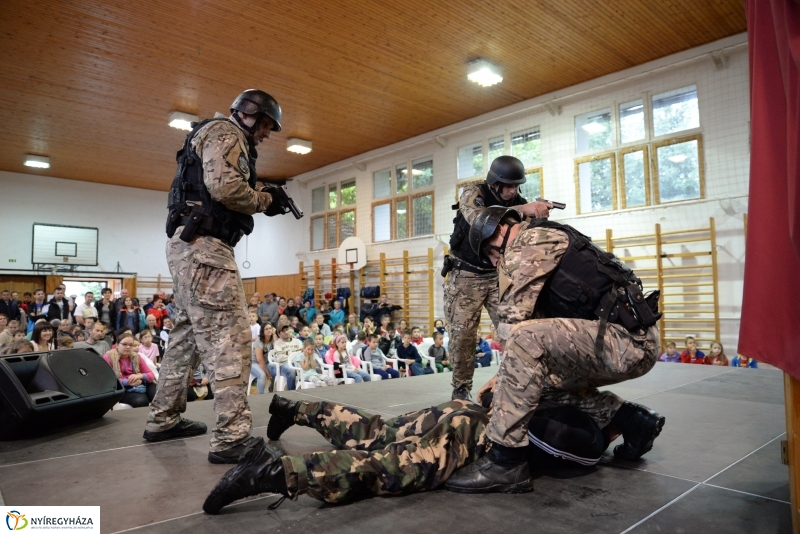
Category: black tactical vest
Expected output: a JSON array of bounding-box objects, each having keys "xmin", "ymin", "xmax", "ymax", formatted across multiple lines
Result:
[
  {"xmin": 450, "ymin": 183, "xmax": 527, "ymax": 272},
  {"xmin": 166, "ymin": 118, "xmax": 257, "ymax": 246},
  {"xmin": 526, "ymin": 219, "xmax": 660, "ymax": 335}
]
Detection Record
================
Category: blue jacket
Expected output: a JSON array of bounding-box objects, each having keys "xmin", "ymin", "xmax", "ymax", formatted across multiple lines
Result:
[
  {"xmin": 476, "ymin": 339, "xmax": 491, "ymax": 356},
  {"xmin": 328, "ymin": 309, "xmax": 345, "ymax": 327},
  {"xmin": 396, "ymin": 343, "xmax": 422, "ymax": 364}
]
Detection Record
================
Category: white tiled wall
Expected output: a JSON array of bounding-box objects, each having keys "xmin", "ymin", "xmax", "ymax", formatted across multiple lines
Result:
[{"xmin": 293, "ymin": 35, "xmax": 750, "ymax": 351}]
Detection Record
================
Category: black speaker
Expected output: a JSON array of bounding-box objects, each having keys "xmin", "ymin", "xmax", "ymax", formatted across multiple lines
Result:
[{"xmin": 0, "ymin": 349, "xmax": 125, "ymax": 440}]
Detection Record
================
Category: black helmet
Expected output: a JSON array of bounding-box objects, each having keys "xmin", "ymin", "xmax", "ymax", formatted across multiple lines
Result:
[
  {"xmin": 486, "ymin": 155, "xmax": 526, "ymax": 185},
  {"xmin": 231, "ymin": 89, "xmax": 282, "ymax": 132},
  {"xmin": 469, "ymin": 206, "xmax": 522, "ymax": 264}
]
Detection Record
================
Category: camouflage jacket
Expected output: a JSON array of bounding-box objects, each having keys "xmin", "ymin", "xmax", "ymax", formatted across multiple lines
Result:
[
  {"xmin": 495, "ymin": 221, "xmax": 569, "ymax": 342},
  {"xmin": 191, "ymin": 117, "xmax": 272, "ymax": 215},
  {"xmin": 459, "ymin": 184, "xmax": 525, "ymax": 226}
]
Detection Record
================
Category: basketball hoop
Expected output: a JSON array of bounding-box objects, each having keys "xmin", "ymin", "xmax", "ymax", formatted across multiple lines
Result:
[{"xmin": 338, "ymin": 237, "xmax": 367, "ymax": 271}]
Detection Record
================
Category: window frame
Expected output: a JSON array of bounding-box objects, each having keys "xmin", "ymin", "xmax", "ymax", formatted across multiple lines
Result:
[
  {"xmin": 520, "ymin": 166, "xmax": 544, "ymax": 202},
  {"xmin": 574, "ymin": 152, "xmax": 618, "ymax": 215},
  {"xmin": 310, "ymin": 215, "xmax": 326, "ymax": 251},
  {"xmin": 371, "ymin": 156, "xmax": 435, "ymax": 242},
  {"xmin": 309, "ymin": 177, "xmax": 358, "ymax": 250},
  {"xmin": 618, "ymin": 145, "xmax": 651, "ymax": 209},
  {"xmin": 371, "ymin": 200, "xmax": 394, "ymax": 243},
  {"xmin": 409, "ymin": 191, "xmax": 435, "ymax": 238},
  {"xmin": 652, "ymin": 133, "xmax": 705, "ymax": 205},
  {"xmin": 457, "ymin": 141, "xmax": 485, "ymax": 181}
]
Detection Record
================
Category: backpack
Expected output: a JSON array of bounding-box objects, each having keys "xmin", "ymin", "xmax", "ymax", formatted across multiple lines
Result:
[{"xmin": 360, "ymin": 285, "xmax": 380, "ymax": 299}]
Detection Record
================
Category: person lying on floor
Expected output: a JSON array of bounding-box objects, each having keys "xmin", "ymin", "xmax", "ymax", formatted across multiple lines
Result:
[{"xmin": 203, "ymin": 386, "xmax": 665, "ymax": 514}]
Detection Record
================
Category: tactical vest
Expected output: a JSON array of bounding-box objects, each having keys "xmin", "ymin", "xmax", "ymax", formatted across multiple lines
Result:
[
  {"xmin": 166, "ymin": 118, "xmax": 257, "ymax": 247},
  {"xmin": 449, "ymin": 183, "xmax": 527, "ymax": 273},
  {"xmin": 524, "ymin": 219, "xmax": 661, "ymax": 349}
]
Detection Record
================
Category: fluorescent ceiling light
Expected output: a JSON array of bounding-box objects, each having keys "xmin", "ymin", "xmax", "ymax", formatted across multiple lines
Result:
[
  {"xmin": 168, "ymin": 110, "xmax": 199, "ymax": 131},
  {"xmin": 581, "ymin": 122, "xmax": 607, "ymax": 134},
  {"xmin": 668, "ymin": 154, "xmax": 687, "ymax": 163},
  {"xmin": 287, "ymin": 138, "xmax": 312, "ymax": 154},
  {"xmin": 467, "ymin": 59, "xmax": 503, "ymax": 87},
  {"xmin": 24, "ymin": 154, "xmax": 50, "ymax": 168}
]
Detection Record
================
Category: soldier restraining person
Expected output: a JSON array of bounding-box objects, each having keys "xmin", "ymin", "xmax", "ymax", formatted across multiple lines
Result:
[
  {"xmin": 142, "ymin": 90, "xmax": 299, "ymax": 464},
  {"xmin": 445, "ymin": 207, "xmax": 665, "ymax": 493},
  {"xmin": 444, "ymin": 156, "xmax": 551, "ymax": 401},
  {"xmin": 202, "ymin": 391, "xmax": 652, "ymax": 513}
]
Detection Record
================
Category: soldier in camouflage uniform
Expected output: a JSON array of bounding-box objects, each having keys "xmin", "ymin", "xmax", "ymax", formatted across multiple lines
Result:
[
  {"xmin": 202, "ymin": 392, "xmax": 629, "ymax": 513},
  {"xmin": 144, "ymin": 90, "xmax": 288, "ymax": 464},
  {"xmin": 445, "ymin": 207, "xmax": 665, "ymax": 494},
  {"xmin": 444, "ymin": 156, "xmax": 551, "ymax": 400}
]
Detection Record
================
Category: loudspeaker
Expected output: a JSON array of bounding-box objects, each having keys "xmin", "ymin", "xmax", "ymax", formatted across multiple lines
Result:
[{"xmin": 0, "ymin": 349, "xmax": 124, "ymax": 440}]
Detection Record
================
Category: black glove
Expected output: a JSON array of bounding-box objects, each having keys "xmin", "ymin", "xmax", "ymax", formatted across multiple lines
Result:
[{"xmin": 260, "ymin": 186, "xmax": 288, "ymax": 217}]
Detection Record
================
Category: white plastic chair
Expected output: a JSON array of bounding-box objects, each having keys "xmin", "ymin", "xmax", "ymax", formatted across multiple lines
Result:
[
  {"xmin": 386, "ymin": 357, "xmax": 409, "ymax": 377},
  {"xmin": 320, "ymin": 359, "xmax": 355, "ymax": 385},
  {"xmin": 418, "ymin": 341, "xmax": 436, "ymax": 373},
  {"xmin": 288, "ymin": 351, "xmax": 317, "ymax": 390},
  {"xmin": 492, "ymin": 349, "xmax": 502, "ymax": 366},
  {"xmin": 360, "ymin": 360, "xmax": 382, "ymax": 381},
  {"xmin": 247, "ymin": 371, "xmax": 256, "ymax": 396}
]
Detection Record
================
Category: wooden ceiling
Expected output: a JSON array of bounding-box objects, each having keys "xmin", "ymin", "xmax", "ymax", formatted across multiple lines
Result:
[{"xmin": 0, "ymin": 0, "xmax": 746, "ymax": 191}]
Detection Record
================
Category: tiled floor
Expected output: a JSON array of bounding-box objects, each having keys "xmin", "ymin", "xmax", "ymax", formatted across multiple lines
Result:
[{"xmin": 0, "ymin": 363, "xmax": 790, "ymax": 534}]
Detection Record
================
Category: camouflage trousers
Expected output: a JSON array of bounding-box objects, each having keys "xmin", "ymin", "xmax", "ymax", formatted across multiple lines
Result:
[
  {"xmin": 443, "ymin": 269, "xmax": 499, "ymax": 391},
  {"xmin": 281, "ymin": 399, "xmax": 489, "ymax": 503},
  {"xmin": 145, "ymin": 230, "xmax": 252, "ymax": 452},
  {"xmin": 487, "ymin": 319, "xmax": 659, "ymax": 447}
]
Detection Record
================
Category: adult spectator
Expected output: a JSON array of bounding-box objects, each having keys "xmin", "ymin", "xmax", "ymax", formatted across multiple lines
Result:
[
  {"xmin": 103, "ymin": 333, "xmax": 156, "ymax": 408},
  {"xmin": 20, "ymin": 292, "xmax": 32, "ymax": 313},
  {"xmin": 114, "ymin": 288, "xmax": 130, "ymax": 309},
  {"xmin": 345, "ymin": 314, "xmax": 362, "ymax": 341},
  {"xmin": 314, "ymin": 313, "xmax": 331, "ymax": 337},
  {"xmin": 276, "ymin": 297, "xmax": 287, "ymax": 316},
  {"xmin": 26, "ymin": 288, "xmax": 48, "ymax": 333},
  {"xmin": 147, "ymin": 297, "xmax": 169, "ymax": 328},
  {"xmin": 46, "ymin": 287, "xmax": 71, "ymax": 323},
  {"xmin": 74, "ymin": 322, "xmax": 110, "ymax": 356},
  {"xmin": 258, "ymin": 293, "xmax": 279, "ymax": 327},
  {"xmin": 0, "ymin": 314, "xmax": 6, "ymax": 338},
  {"xmin": 328, "ymin": 299, "xmax": 345, "ymax": 327},
  {"xmin": 165, "ymin": 294, "xmax": 178, "ymax": 320},
  {"xmin": 377, "ymin": 293, "xmax": 392, "ymax": 314},
  {"xmin": 299, "ymin": 299, "xmax": 318, "ymax": 325},
  {"xmin": 31, "ymin": 321, "xmax": 55, "ymax": 351},
  {"xmin": 94, "ymin": 288, "xmax": 118, "ymax": 341},
  {"xmin": 116, "ymin": 297, "xmax": 143, "ymax": 336},
  {"xmin": 75, "ymin": 292, "xmax": 98, "ymax": 326},
  {"xmin": 0, "ymin": 290, "xmax": 21, "ymax": 322}
]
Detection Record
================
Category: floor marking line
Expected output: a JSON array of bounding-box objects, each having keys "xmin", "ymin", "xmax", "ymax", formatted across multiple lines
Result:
[
  {"xmin": 618, "ymin": 484, "xmax": 701, "ymax": 534},
  {"xmin": 704, "ymin": 483, "xmax": 790, "ymax": 505},
  {"xmin": 702, "ymin": 432, "xmax": 786, "ymax": 484}
]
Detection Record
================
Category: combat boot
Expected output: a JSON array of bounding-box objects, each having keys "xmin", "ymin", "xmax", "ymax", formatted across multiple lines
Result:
[
  {"xmin": 203, "ymin": 437, "xmax": 289, "ymax": 514},
  {"xmin": 143, "ymin": 418, "xmax": 207, "ymax": 442},
  {"xmin": 208, "ymin": 436, "xmax": 260, "ymax": 464},
  {"xmin": 445, "ymin": 443, "xmax": 533, "ymax": 494},
  {"xmin": 267, "ymin": 395, "xmax": 299, "ymax": 441},
  {"xmin": 451, "ymin": 387, "xmax": 472, "ymax": 401},
  {"xmin": 611, "ymin": 401, "xmax": 666, "ymax": 461}
]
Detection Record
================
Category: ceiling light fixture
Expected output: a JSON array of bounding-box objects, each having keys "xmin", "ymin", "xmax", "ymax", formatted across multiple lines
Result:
[
  {"xmin": 467, "ymin": 59, "xmax": 503, "ymax": 87},
  {"xmin": 668, "ymin": 154, "xmax": 687, "ymax": 163},
  {"xmin": 287, "ymin": 138, "xmax": 312, "ymax": 154},
  {"xmin": 168, "ymin": 110, "xmax": 199, "ymax": 131},
  {"xmin": 581, "ymin": 122, "xmax": 607, "ymax": 134},
  {"xmin": 24, "ymin": 154, "xmax": 50, "ymax": 168}
]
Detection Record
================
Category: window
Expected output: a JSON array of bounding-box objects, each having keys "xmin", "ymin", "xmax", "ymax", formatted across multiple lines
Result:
[
  {"xmin": 654, "ymin": 135, "xmax": 704, "ymax": 203},
  {"xmin": 511, "ymin": 127, "xmax": 541, "ymax": 167},
  {"xmin": 310, "ymin": 177, "xmax": 358, "ymax": 250},
  {"xmin": 652, "ymin": 85, "xmax": 699, "ymax": 138},
  {"xmin": 575, "ymin": 108, "xmax": 613, "ymax": 153},
  {"xmin": 373, "ymin": 168, "xmax": 392, "ymax": 199},
  {"xmin": 619, "ymin": 99, "xmax": 645, "ymax": 144},
  {"xmin": 575, "ymin": 154, "xmax": 617, "ymax": 214},
  {"xmin": 457, "ymin": 142, "xmax": 483, "ymax": 179},
  {"xmin": 620, "ymin": 146, "xmax": 649, "ymax": 208},
  {"xmin": 573, "ymin": 85, "xmax": 704, "ymax": 211},
  {"xmin": 372, "ymin": 157, "xmax": 434, "ymax": 241},
  {"xmin": 488, "ymin": 136, "xmax": 504, "ymax": 165},
  {"xmin": 519, "ymin": 169, "xmax": 543, "ymax": 201}
]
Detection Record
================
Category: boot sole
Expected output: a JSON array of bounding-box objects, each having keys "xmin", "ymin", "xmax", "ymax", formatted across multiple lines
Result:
[
  {"xmin": 208, "ymin": 454, "xmax": 244, "ymax": 465},
  {"xmin": 445, "ymin": 480, "xmax": 533, "ymax": 494},
  {"xmin": 143, "ymin": 426, "xmax": 206, "ymax": 442}
]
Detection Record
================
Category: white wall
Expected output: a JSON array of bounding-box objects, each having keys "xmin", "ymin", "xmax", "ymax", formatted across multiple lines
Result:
[
  {"xmin": 0, "ymin": 171, "xmax": 303, "ymax": 278},
  {"xmin": 291, "ymin": 34, "xmax": 750, "ymax": 350}
]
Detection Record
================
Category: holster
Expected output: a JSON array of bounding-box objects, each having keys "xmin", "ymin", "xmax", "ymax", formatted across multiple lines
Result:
[
  {"xmin": 441, "ymin": 255, "xmax": 454, "ymax": 277},
  {"xmin": 179, "ymin": 205, "xmax": 204, "ymax": 243}
]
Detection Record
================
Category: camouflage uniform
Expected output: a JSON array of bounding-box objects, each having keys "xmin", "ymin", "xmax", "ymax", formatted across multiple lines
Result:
[
  {"xmin": 146, "ymin": 119, "xmax": 273, "ymax": 452},
  {"xmin": 444, "ymin": 185, "xmax": 525, "ymax": 392},
  {"xmin": 487, "ymin": 223, "xmax": 659, "ymax": 447},
  {"xmin": 280, "ymin": 399, "xmax": 489, "ymax": 503}
]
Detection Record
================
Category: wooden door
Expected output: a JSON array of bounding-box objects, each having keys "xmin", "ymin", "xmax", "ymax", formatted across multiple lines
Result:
[{"xmin": 242, "ymin": 278, "xmax": 257, "ymax": 301}]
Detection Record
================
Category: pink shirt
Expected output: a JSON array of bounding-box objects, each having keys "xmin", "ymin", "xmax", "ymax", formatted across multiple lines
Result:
[{"xmin": 103, "ymin": 354, "xmax": 155, "ymax": 385}]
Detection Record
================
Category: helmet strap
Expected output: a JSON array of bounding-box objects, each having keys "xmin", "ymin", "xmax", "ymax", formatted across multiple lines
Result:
[
  {"xmin": 232, "ymin": 111, "xmax": 261, "ymax": 136},
  {"xmin": 490, "ymin": 183, "xmax": 518, "ymax": 206},
  {"xmin": 484, "ymin": 224, "xmax": 513, "ymax": 258}
]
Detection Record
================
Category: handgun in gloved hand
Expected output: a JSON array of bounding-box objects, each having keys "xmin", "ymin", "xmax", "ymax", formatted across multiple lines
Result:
[{"xmin": 260, "ymin": 184, "xmax": 304, "ymax": 219}]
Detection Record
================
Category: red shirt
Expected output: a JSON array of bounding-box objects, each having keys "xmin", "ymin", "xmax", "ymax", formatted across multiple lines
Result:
[
  {"xmin": 680, "ymin": 349, "xmax": 706, "ymax": 364},
  {"xmin": 147, "ymin": 307, "xmax": 168, "ymax": 328}
]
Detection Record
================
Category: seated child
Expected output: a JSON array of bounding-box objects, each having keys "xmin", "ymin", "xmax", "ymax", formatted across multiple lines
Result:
[
  {"xmin": 433, "ymin": 319, "xmax": 446, "ymax": 337},
  {"xmin": 659, "ymin": 342, "xmax": 680, "ymax": 362},
  {"xmin": 313, "ymin": 333, "xmax": 328, "ymax": 360},
  {"xmin": 351, "ymin": 330, "xmax": 368, "ymax": 358},
  {"xmin": 474, "ymin": 332, "xmax": 492, "ymax": 368},
  {"xmin": 731, "ymin": 354, "xmax": 757, "ymax": 368},
  {"xmin": 296, "ymin": 325, "xmax": 310, "ymax": 343},
  {"xmin": 705, "ymin": 341, "xmax": 729, "ymax": 366},
  {"xmin": 488, "ymin": 324, "xmax": 502, "ymax": 352},
  {"xmin": 325, "ymin": 335, "xmax": 370, "ymax": 383},
  {"xmin": 680, "ymin": 336, "xmax": 705, "ymax": 364},
  {"xmin": 360, "ymin": 333, "xmax": 399, "ymax": 379},
  {"xmin": 395, "ymin": 330, "xmax": 433, "ymax": 376},
  {"xmin": 295, "ymin": 340, "xmax": 336, "ymax": 387},
  {"xmin": 411, "ymin": 326, "xmax": 424, "ymax": 346},
  {"xmin": 429, "ymin": 331, "xmax": 451, "ymax": 373}
]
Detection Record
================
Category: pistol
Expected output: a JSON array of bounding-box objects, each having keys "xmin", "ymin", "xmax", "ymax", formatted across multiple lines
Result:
[
  {"xmin": 536, "ymin": 198, "xmax": 566, "ymax": 210},
  {"xmin": 262, "ymin": 184, "xmax": 304, "ymax": 219},
  {"xmin": 274, "ymin": 185, "xmax": 304, "ymax": 219}
]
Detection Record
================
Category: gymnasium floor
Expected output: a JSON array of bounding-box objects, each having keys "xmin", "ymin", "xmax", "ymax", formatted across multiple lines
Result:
[{"xmin": 0, "ymin": 363, "xmax": 790, "ymax": 534}]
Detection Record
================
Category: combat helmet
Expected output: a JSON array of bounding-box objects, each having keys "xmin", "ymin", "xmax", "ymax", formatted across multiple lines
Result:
[
  {"xmin": 486, "ymin": 156, "xmax": 526, "ymax": 186},
  {"xmin": 231, "ymin": 89, "xmax": 282, "ymax": 132},
  {"xmin": 469, "ymin": 206, "xmax": 522, "ymax": 264}
]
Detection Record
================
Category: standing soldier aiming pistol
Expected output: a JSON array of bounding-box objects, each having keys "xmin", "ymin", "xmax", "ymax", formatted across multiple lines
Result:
[
  {"xmin": 144, "ymin": 89, "xmax": 299, "ymax": 464},
  {"xmin": 443, "ymin": 155, "xmax": 552, "ymax": 401}
]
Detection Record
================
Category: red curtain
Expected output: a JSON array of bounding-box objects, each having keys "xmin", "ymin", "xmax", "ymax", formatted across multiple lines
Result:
[{"xmin": 739, "ymin": 0, "xmax": 800, "ymax": 377}]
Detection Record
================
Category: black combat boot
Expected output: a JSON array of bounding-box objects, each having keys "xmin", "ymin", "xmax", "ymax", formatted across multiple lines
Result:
[
  {"xmin": 208, "ymin": 436, "xmax": 261, "ymax": 464},
  {"xmin": 267, "ymin": 395, "xmax": 300, "ymax": 441},
  {"xmin": 611, "ymin": 401, "xmax": 666, "ymax": 461},
  {"xmin": 143, "ymin": 418, "xmax": 207, "ymax": 442},
  {"xmin": 451, "ymin": 387, "xmax": 472, "ymax": 401},
  {"xmin": 445, "ymin": 443, "xmax": 533, "ymax": 494},
  {"xmin": 203, "ymin": 437, "xmax": 289, "ymax": 514}
]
